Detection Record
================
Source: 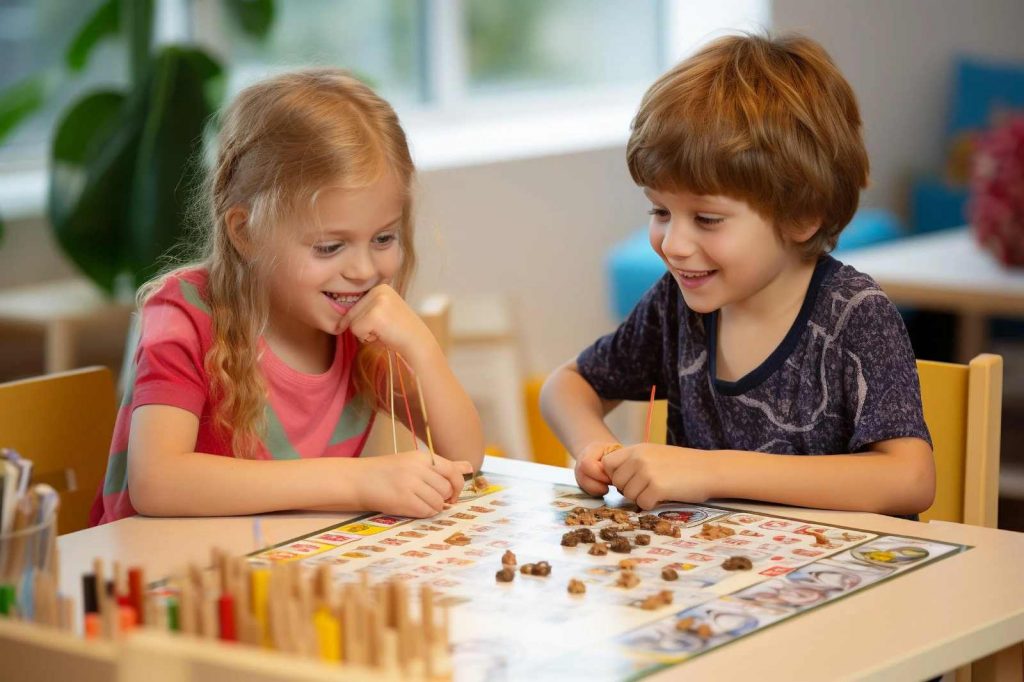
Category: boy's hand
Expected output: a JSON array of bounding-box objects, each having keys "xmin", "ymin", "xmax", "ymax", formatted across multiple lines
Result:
[
  {"xmin": 603, "ymin": 444, "xmax": 712, "ymax": 510},
  {"xmin": 573, "ymin": 441, "xmax": 620, "ymax": 496},
  {"xmin": 355, "ymin": 451, "xmax": 469, "ymax": 518},
  {"xmin": 337, "ymin": 284, "xmax": 437, "ymax": 360}
]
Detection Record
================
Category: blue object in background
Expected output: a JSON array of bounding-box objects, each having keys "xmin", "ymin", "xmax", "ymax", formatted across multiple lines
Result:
[
  {"xmin": 908, "ymin": 56, "xmax": 1024, "ymax": 234},
  {"xmin": 606, "ymin": 209, "xmax": 906, "ymax": 320},
  {"xmin": 909, "ymin": 177, "xmax": 970, "ymax": 235}
]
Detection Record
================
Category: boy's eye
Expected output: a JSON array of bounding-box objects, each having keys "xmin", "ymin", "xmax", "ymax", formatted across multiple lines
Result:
[
  {"xmin": 696, "ymin": 214, "xmax": 724, "ymax": 226},
  {"xmin": 647, "ymin": 207, "xmax": 670, "ymax": 221},
  {"xmin": 313, "ymin": 242, "xmax": 343, "ymax": 256}
]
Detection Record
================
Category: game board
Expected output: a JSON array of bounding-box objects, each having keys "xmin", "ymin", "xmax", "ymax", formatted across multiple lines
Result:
[{"xmin": 246, "ymin": 473, "xmax": 969, "ymax": 681}]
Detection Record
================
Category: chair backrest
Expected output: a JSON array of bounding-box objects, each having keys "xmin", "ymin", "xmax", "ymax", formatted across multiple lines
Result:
[
  {"xmin": 0, "ymin": 367, "xmax": 117, "ymax": 534},
  {"xmin": 643, "ymin": 354, "xmax": 1002, "ymax": 526},
  {"xmin": 918, "ymin": 354, "xmax": 1002, "ymax": 527}
]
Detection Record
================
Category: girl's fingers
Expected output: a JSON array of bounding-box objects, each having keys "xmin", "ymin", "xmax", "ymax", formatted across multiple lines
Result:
[
  {"xmin": 454, "ymin": 460, "xmax": 475, "ymax": 475},
  {"xmin": 601, "ymin": 448, "xmax": 627, "ymax": 476},
  {"xmin": 422, "ymin": 467, "xmax": 455, "ymax": 500},
  {"xmin": 414, "ymin": 485, "xmax": 445, "ymax": 516},
  {"xmin": 621, "ymin": 477, "xmax": 647, "ymax": 503}
]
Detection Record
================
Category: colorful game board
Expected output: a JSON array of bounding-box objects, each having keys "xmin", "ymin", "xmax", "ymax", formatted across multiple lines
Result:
[{"xmin": 247, "ymin": 473, "xmax": 969, "ymax": 681}]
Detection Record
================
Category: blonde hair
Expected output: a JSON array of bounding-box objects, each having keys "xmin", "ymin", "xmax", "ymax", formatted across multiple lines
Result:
[
  {"xmin": 627, "ymin": 33, "xmax": 869, "ymax": 258},
  {"xmin": 140, "ymin": 68, "xmax": 415, "ymax": 458}
]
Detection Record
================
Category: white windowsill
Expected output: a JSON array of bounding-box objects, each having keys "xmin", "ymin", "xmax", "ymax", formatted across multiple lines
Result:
[{"xmin": 0, "ymin": 100, "xmax": 636, "ymax": 221}]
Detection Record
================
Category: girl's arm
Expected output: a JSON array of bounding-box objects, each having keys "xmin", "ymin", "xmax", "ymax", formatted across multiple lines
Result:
[
  {"xmin": 539, "ymin": 360, "xmax": 622, "ymax": 459},
  {"xmin": 127, "ymin": 405, "xmax": 465, "ymax": 518}
]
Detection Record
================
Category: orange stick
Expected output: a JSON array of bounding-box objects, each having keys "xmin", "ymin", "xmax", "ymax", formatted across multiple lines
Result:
[
  {"xmin": 644, "ymin": 384, "xmax": 657, "ymax": 443},
  {"xmin": 394, "ymin": 355, "xmax": 419, "ymax": 448}
]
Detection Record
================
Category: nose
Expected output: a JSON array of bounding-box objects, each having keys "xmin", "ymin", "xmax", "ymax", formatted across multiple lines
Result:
[
  {"xmin": 654, "ymin": 220, "xmax": 697, "ymax": 263},
  {"xmin": 341, "ymin": 246, "xmax": 376, "ymax": 285}
]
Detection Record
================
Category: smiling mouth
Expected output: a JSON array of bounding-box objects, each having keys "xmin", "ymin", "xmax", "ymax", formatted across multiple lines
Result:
[
  {"xmin": 323, "ymin": 291, "xmax": 366, "ymax": 305},
  {"xmin": 677, "ymin": 269, "xmax": 716, "ymax": 279}
]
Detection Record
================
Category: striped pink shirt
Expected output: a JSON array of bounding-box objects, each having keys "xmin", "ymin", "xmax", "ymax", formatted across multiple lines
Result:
[{"xmin": 90, "ymin": 268, "xmax": 373, "ymax": 525}]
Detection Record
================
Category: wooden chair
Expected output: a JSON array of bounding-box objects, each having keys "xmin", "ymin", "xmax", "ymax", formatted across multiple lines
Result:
[
  {"xmin": 0, "ymin": 366, "xmax": 117, "ymax": 535},
  {"xmin": 918, "ymin": 353, "xmax": 1002, "ymax": 527}
]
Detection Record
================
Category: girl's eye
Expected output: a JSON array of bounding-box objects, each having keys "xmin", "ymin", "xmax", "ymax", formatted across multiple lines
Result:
[
  {"xmin": 647, "ymin": 207, "xmax": 670, "ymax": 221},
  {"xmin": 696, "ymin": 214, "xmax": 724, "ymax": 226},
  {"xmin": 313, "ymin": 242, "xmax": 343, "ymax": 256},
  {"xmin": 373, "ymin": 233, "xmax": 397, "ymax": 247}
]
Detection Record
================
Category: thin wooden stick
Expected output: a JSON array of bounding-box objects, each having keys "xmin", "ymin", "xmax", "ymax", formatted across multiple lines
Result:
[
  {"xmin": 394, "ymin": 354, "xmax": 420, "ymax": 449},
  {"xmin": 644, "ymin": 384, "xmax": 657, "ymax": 443},
  {"xmin": 386, "ymin": 349, "xmax": 399, "ymax": 453},
  {"xmin": 413, "ymin": 370, "xmax": 436, "ymax": 465}
]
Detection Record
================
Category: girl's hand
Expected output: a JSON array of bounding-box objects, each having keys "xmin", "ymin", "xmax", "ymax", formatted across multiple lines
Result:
[
  {"xmin": 338, "ymin": 284, "xmax": 436, "ymax": 360},
  {"xmin": 602, "ymin": 444, "xmax": 712, "ymax": 510},
  {"xmin": 355, "ymin": 451, "xmax": 472, "ymax": 518},
  {"xmin": 573, "ymin": 441, "xmax": 619, "ymax": 496}
]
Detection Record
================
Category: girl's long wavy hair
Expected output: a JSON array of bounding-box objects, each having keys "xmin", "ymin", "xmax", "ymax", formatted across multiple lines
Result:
[{"xmin": 139, "ymin": 68, "xmax": 416, "ymax": 458}]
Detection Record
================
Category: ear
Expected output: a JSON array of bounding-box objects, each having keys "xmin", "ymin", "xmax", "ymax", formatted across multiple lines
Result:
[
  {"xmin": 790, "ymin": 219, "xmax": 822, "ymax": 244},
  {"xmin": 224, "ymin": 205, "xmax": 253, "ymax": 258}
]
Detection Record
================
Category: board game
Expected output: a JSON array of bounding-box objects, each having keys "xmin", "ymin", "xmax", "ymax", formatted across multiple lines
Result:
[{"xmin": 246, "ymin": 473, "xmax": 969, "ymax": 681}]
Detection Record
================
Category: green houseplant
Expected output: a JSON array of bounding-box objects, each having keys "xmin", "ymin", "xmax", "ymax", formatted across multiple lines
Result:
[{"xmin": 0, "ymin": 0, "xmax": 274, "ymax": 296}]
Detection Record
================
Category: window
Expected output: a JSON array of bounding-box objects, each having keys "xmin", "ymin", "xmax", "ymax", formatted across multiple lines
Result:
[{"xmin": 0, "ymin": 0, "xmax": 126, "ymax": 168}]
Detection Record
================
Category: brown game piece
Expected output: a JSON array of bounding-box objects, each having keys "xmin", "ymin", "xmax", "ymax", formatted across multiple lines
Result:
[
  {"xmin": 594, "ymin": 507, "xmax": 615, "ymax": 520},
  {"xmin": 635, "ymin": 533, "xmax": 651, "ymax": 546},
  {"xmin": 638, "ymin": 514, "xmax": 659, "ymax": 530},
  {"xmin": 495, "ymin": 567, "xmax": 515, "ymax": 583},
  {"xmin": 564, "ymin": 513, "xmax": 582, "ymax": 527},
  {"xmin": 501, "ymin": 550, "xmax": 517, "ymax": 567},
  {"xmin": 618, "ymin": 559, "xmax": 638, "ymax": 570},
  {"xmin": 444, "ymin": 532, "xmax": 471, "ymax": 546},
  {"xmin": 653, "ymin": 519, "xmax": 678, "ymax": 537},
  {"xmin": 609, "ymin": 537, "xmax": 632, "ymax": 554},
  {"xmin": 675, "ymin": 616, "xmax": 695, "ymax": 631},
  {"xmin": 520, "ymin": 563, "xmax": 535, "ymax": 575},
  {"xmin": 599, "ymin": 527, "xmax": 620, "ymax": 541},
  {"xmin": 472, "ymin": 475, "xmax": 490, "ymax": 492},
  {"xmin": 661, "ymin": 567, "xmax": 679, "ymax": 581},
  {"xmin": 567, "ymin": 579, "xmax": 586, "ymax": 595},
  {"xmin": 721, "ymin": 556, "xmax": 753, "ymax": 571},
  {"xmin": 576, "ymin": 509, "xmax": 597, "ymax": 526},
  {"xmin": 611, "ymin": 510, "xmax": 632, "ymax": 525},
  {"xmin": 807, "ymin": 530, "xmax": 832, "ymax": 546},
  {"xmin": 696, "ymin": 522, "xmax": 735, "ymax": 541},
  {"xmin": 695, "ymin": 623, "xmax": 713, "ymax": 639},
  {"xmin": 616, "ymin": 571, "xmax": 640, "ymax": 589},
  {"xmin": 560, "ymin": 532, "xmax": 580, "ymax": 547},
  {"xmin": 639, "ymin": 590, "xmax": 674, "ymax": 610},
  {"xmin": 533, "ymin": 561, "xmax": 552, "ymax": 577},
  {"xmin": 588, "ymin": 542, "xmax": 608, "ymax": 556},
  {"xmin": 574, "ymin": 528, "xmax": 595, "ymax": 544}
]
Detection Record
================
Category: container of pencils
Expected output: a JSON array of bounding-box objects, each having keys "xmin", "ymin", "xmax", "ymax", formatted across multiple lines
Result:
[{"xmin": 0, "ymin": 509, "xmax": 58, "ymax": 622}]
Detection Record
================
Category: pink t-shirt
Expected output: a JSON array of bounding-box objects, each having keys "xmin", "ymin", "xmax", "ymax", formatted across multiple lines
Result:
[{"xmin": 90, "ymin": 268, "xmax": 373, "ymax": 525}]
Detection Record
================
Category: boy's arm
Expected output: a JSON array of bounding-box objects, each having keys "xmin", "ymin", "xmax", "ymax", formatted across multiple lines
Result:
[
  {"xmin": 604, "ymin": 437, "xmax": 935, "ymax": 515},
  {"xmin": 540, "ymin": 360, "xmax": 622, "ymax": 460}
]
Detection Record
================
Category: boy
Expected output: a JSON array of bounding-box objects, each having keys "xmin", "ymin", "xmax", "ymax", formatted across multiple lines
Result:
[{"xmin": 540, "ymin": 33, "xmax": 935, "ymax": 516}]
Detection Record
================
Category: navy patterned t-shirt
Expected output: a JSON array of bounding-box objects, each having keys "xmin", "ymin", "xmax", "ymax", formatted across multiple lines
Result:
[{"xmin": 578, "ymin": 255, "xmax": 931, "ymax": 455}]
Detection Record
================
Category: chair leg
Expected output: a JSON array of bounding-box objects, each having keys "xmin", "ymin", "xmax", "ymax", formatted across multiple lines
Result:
[{"xmin": 970, "ymin": 642, "xmax": 1024, "ymax": 682}]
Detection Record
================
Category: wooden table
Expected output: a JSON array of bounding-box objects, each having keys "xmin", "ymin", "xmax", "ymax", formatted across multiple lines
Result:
[
  {"xmin": 840, "ymin": 227, "xmax": 1024, "ymax": 363},
  {"xmin": 58, "ymin": 456, "xmax": 1024, "ymax": 681}
]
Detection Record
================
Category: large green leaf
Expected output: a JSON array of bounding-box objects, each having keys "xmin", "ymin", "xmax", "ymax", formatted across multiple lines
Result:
[
  {"xmin": 49, "ymin": 89, "xmax": 143, "ymax": 293},
  {"xmin": 0, "ymin": 73, "xmax": 51, "ymax": 143},
  {"xmin": 224, "ymin": 0, "xmax": 275, "ymax": 40},
  {"xmin": 127, "ymin": 46, "xmax": 224, "ymax": 282},
  {"xmin": 66, "ymin": 0, "xmax": 121, "ymax": 73}
]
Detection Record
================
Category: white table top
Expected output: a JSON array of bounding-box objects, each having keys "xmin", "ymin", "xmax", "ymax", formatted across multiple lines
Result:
[
  {"xmin": 58, "ymin": 456, "xmax": 1024, "ymax": 682},
  {"xmin": 839, "ymin": 227, "xmax": 1024, "ymax": 315}
]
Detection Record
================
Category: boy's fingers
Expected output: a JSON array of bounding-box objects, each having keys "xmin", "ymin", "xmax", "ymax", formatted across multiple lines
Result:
[{"xmin": 602, "ymin": 448, "xmax": 627, "ymax": 475}]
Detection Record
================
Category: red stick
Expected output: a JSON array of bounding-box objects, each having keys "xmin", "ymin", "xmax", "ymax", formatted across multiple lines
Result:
[
  {"xmin": 394, "ymin": 354, "xmax": 419, "ymax": 448},
  {"xmin": 644, "ymin": 384, "xmax": 657, "ymax": 443},
  {"xmin": 127, "ymin": 568, "xmax": 144, "ymax": 625},
  {"xmin": 218, "ymin": 594, "xmax": 237, "ymax": 641}
]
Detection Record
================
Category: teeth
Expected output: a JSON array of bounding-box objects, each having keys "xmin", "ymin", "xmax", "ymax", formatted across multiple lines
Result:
[
  {"xmin": 326, "ymin": 292, "xmax": 363, "ymax": 303},
  {"xmin": 680, "ymin": 270, "xmax": 712, "ymax": 278}
]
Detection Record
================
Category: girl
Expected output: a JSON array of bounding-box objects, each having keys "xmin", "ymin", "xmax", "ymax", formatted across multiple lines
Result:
[{"xmin": 90, "ymin": 69, "xmax": 484, "ymax": 525}]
